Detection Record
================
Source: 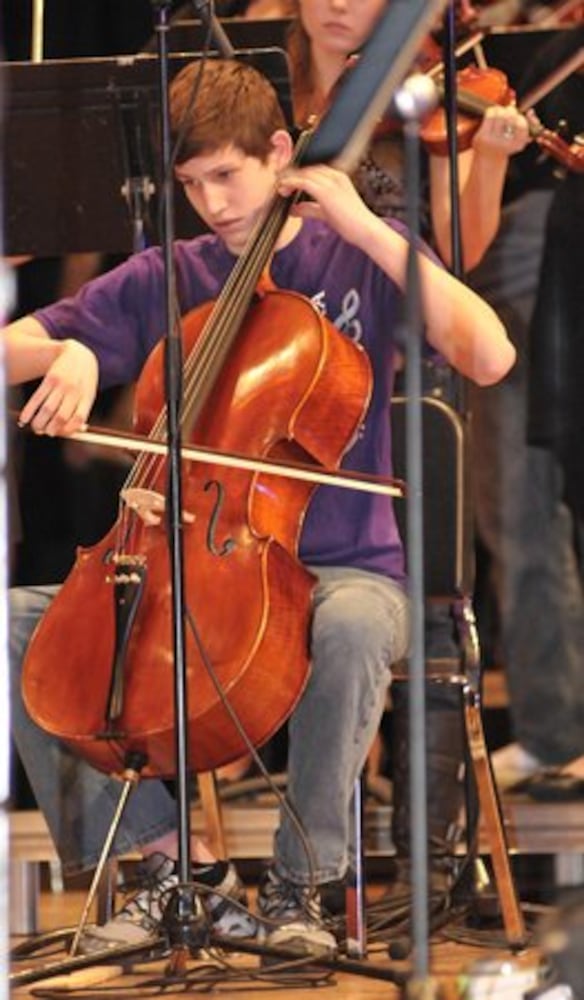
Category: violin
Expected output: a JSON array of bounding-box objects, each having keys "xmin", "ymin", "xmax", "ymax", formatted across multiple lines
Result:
[
  {"xmin": 419, "ymin": 64, "xmax": 513, "ymax": 153},
  {"xmin": 419, "ymin": 64, "xmax": 584, "ymax": 173},
  {"xmin": 362, "ymin": 32, "xmax": 584, "ymax": 176}
]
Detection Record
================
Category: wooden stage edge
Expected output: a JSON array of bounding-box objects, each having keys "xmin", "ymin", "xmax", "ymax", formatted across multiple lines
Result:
[{"xmin": 10, "ymin": 791, "xmax": 584, "ymax": 863}]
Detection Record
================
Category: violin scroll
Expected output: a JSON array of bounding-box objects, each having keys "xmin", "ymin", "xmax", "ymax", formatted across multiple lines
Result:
[{"xmin": 530, "ymin": 122, "xmax": 584, "ymax": 175}]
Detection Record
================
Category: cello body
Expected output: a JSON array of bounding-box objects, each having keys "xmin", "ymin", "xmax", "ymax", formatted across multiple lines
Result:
[{"xmin": 22, "ymin": 290, "xmax": 371, "ymax": 777}]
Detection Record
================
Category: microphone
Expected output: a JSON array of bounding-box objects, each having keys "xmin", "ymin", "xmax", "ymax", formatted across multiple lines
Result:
[{"xmin": 391, "ymin": 72, "xmax": 439, "ymax": 124}]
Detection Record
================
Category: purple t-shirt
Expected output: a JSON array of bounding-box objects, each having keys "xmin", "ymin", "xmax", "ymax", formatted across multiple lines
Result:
[{"xmin": 35, "ymin": 218, "xmax": 438, "ymax": 584}]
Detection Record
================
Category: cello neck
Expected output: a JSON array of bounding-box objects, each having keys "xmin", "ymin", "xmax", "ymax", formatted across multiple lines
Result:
[{"xmin": 179, "ymin": 128, "xmax": 314, "ymax": 439}]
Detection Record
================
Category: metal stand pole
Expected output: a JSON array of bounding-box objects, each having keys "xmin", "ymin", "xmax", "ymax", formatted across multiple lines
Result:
[
  {"xmin": 0, "ymin": 246, "xmax": 14, "ymax": 1000},
  {"xmin": 393, "ymin": 73, "xmax": 443, "ymax": 999},
  {"xmin": 31, "ymin": 0, "xmax": 44, "ymax": 62},
  {"xmin": 149, "ymin": 0, "xmax": 208, "ymax": 965}
]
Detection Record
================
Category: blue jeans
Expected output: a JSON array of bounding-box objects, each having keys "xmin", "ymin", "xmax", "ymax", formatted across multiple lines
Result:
[
  {"xmin": 469, "ymin": 189, "xmax": 584, "ymax": 765},
  {"xmin": 10, "ymin": 568, "xmax": 409, "ymax": 882},
  {"xmin": 276, "ymin": 566, "xmax": 409, "ymax": 885},
  {"xmin": 10, "ymin": 586, "xmax": 179, "ymax": 876}
]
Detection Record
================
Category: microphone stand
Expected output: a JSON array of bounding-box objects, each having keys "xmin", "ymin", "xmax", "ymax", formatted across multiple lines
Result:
[
  {"xmin": 149, "ymin": 0, "xmax": 208, "ymax": 966},
  {"xmin": 392, "ymin": 74, "xmax": 443, "ymax": 1000},
  {"xmin": 442, "ymin": 3, "xmax": 464, "ymax": 282},
  {"xmin": 440, "ymin": 0, "xmax": 481, "ymax": 862}
]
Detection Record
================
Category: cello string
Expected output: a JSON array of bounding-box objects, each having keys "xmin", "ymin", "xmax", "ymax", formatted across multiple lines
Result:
[
  {"xmin": 179, "ymin": 193, "xmax": 291, "ymax": 428},
  {"xmin": 111, "ymin": 196, "xmax": 288, "ymax": 550},
  {"xmin": 123, "ymin": 132, "xmax": 311, "ymax": 464},
  {"xmin": 115, "ymin": 133, "xmax": 311, "ymax": 530},
  {"xmin": 178, "ymin": 133, "xmax": 312, "ymax": 428}
]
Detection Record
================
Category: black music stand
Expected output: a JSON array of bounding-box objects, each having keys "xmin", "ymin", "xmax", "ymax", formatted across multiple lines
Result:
[
  {"xmin": 481, "ymin": 26, "xmax": 564, "ymax": 91},
  {"xmin": 142, "ymin": 14, "xmax": 291, "ymax": 55},
  {"xmin": 2, "ymin": 45, "xmax": 293, "ymax": 258}
]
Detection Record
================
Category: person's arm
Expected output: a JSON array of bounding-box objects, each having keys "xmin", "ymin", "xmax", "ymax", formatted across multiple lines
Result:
[
  {"xmin": 3, "ymin": 315, "xmax": 99, "ymax": 436},
  {"xmin": 278, "ymin": 163, "xmax": 516, "ymax": 386},
  {"xmin": 57, "ymin": 252, "xmax": 105, "ymax": 299},
  {"xmin": 429, "ymin": 104, "xmax": 530, "ymax": 270}
]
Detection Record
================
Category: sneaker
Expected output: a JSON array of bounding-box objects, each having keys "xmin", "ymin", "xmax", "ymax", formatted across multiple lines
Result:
[
  {"xmin": 257, "ymin": 865, "xmax": 337, "ymax": 958},
  {"xmin": 79, "ymin": 853, "xmax": 256, "ymax": 954},
  {"xmin": 490, "ymin": 742, "xmax": 543, "ymax": 791},
  {"xmin": 193, "ymin": 859, "xmax": 257, "ymax": 939}
]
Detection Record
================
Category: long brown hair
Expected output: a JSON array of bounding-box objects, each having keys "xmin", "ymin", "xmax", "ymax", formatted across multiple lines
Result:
[{"xmin": 285, "ymin": 1, "xmax": 327, "ymax": 127}]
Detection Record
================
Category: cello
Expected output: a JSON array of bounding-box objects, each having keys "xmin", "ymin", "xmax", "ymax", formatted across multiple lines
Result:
[{"xmin": 21, "ymin": 127, "xmax": 373, "ymax": 779}]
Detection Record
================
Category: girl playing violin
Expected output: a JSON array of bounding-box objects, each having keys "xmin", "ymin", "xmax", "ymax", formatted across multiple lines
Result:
[
  {"xmin": 4, "ymin": 57, "xmax": 514, "ymax": 958},
  {"xmin": 283, "ymin": 0, "xmax": 530, "ymax": 904},
  {"xmin": 286, "ymin": 0, "xmax": 530, "ymax": 269}
]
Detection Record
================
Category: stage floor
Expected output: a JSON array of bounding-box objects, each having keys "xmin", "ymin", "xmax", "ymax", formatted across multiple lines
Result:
[{"xmin": 10, "ymin": 880, "xmax": 548, "ymax": 999}]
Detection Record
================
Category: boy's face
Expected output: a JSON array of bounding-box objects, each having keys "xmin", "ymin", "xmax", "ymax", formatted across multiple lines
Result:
[{"xmin": 175, "ymin": 138, "xmax": 288, "ymax": 255}]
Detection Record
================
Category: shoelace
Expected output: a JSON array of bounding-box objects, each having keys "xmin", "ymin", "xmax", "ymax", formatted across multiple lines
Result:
[
  {"xmin": 261, "ymin": 871, "xmax": 320, "ymax": 925},
  {"xmin": 117, "ymin": 861, "xmax": 178, "ymax": 928}
]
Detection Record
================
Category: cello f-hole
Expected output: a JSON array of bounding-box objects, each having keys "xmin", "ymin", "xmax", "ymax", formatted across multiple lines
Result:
[{"xmin": 203, "ymin": 479, "xmax": 237, "ymax": 557}]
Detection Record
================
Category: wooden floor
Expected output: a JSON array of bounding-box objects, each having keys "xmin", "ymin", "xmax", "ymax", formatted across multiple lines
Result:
[
  {"xmin": 10, "ymin": 881, "xmax": 546, "ymax": 999},
  {"xmin": 8, "ymin": 668, "xmax": 574, "ymax": 996}
]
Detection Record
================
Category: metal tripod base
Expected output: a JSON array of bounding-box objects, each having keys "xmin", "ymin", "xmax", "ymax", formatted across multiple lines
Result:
[
  {"xmin": 214, "ymin": 933, "xmax": 408, "ymax": 986},
  {"xmin": 10, "ymin": 933, "xmax": 167, "ymax": 989}
]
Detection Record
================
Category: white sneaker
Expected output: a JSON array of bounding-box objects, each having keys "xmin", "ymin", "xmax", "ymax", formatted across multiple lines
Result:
[
  {"xmin": 490, "ymin": 742, "xmax": 543, "ymax": 791},
  {"xmin": 79, "ymin": 854, "xmax": 256, "ymax": 954}
]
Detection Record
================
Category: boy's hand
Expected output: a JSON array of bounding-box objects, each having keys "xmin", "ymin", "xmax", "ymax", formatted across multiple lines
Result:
[
  {"xmin": 278, "ymin": 164, "xmax": 376, "ymax": 247},
  {"xmin": 18, "ymin": 339, "xmax": 99, "ymax": 437}
]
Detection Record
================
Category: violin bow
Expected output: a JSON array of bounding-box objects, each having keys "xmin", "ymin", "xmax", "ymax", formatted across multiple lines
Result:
[
  {"xmin": 518, "ymin": 46, "xmax": 584, "ymax": 114},
  {"xmin": 531, "ymin": 0, "xmax": 584, "ymax": 25}
]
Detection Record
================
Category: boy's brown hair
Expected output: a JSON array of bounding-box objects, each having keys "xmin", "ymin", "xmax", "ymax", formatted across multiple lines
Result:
[{"xmin": 170, "ymin": 59, "xmax": 287, "ymax": 164}]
